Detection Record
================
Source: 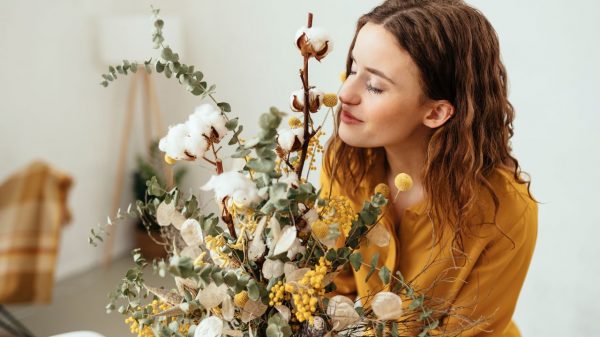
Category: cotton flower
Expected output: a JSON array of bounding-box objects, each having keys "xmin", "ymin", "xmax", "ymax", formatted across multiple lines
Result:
[
  {"xmin": 289, "ymin": 88, "xmax": 324, "ymax": 113},
  {"xmin": 295, "ymin": 26, "xmax": 333, "ymax": 61},
  {"xmin": 187, "ymin": 103, "xmax": 229, "ymax": 143},
  {"xmin": 371, "ymin": 292, "xmax": 403, "ymax": 320},
  {"xmin": 158, "ymin": 123, "xmax": 195, "ymax": 160},
  {"xmin": 277, "ymin": 128, "xmax": 304, "ymax": 152},
  {"xmin": 201, "ymin": 171, "xmax": 262, "ymax": 208},
  {"xmin": 194, "ymin": 316, "xmax": 223, "ymax": 337},
  {"xmin": 180, "ymin": 219, "xmax": 203, "ymax": 246}
]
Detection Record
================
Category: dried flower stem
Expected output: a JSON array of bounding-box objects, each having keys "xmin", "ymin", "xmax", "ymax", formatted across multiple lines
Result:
[{"xmin": 295, "ymin": 12, "xmax": 314, "ymax": 179}]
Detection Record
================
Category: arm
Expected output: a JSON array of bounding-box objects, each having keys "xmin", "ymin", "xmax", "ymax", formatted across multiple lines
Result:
[{"xmin": 436, "ymin": 201, "xmax": 538, "ymax": 336}]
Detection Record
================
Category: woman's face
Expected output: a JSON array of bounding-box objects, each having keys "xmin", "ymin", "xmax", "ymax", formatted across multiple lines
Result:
[{"xmin": 338, "ymin": 22, "xmax": 433, "ymax": 149}]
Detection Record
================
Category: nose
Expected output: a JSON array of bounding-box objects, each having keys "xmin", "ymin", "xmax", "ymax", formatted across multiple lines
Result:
[{"xmin": 338, "ymin": 75, "xmax": 360, "ymax": 106}]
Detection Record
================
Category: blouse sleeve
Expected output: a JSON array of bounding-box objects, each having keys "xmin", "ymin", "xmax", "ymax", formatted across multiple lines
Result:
[{"xmin": 437, "ymin": 199, "xmax": 537, "ymax": 336}]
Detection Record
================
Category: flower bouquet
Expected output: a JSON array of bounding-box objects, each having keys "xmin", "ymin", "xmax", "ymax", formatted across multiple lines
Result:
[{"xmin": 91, "ymin": 7, "xmax": 479, "ymax": 337}]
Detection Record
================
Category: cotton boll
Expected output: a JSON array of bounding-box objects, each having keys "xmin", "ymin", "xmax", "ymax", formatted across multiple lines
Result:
[
  {"xmin": 194, "ymin": 316, "xmax": 223, "ymax": 337},
  {"xmin": 158, "ymin": 123, "xmax": 190, "ymax": 160},
  {"xmin": 277, "ymin": 128, "xmax": 304, "ymax": 152},
  {"xmin": 304, "ymin": 27, "xmax": 333, "ymax": 59},
  {"xmin": 180, "ymin": 219, "xmax": 204, "ymax": 246},
  {"xmin": 187, "ymin": 103, "xmax": 229, "ymax": 142},
  {"xmin": 201, "ymin": 171, "xmax": 262, "ymax": 207},
  {"xmin": 295, "ymin": 26, "xmax": 334, "ymax": 61},
  {"xmin": 183, "ymin": 132, "xmax": 209, "ymax": 159},
  {"xmin": 288, "ymin": 88, "xmax": 324, "ymax": 113},
  {"xmin": 289, "ymin": 89, "xmax": 305, "ymax": 112}
]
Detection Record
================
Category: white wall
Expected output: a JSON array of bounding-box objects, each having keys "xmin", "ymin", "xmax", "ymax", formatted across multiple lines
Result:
[{"xmin": 0, "ymin": 0, "xmax": 598, "ymax": 335}]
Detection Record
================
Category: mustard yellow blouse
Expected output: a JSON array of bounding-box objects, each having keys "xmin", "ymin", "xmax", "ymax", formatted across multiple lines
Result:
[{"xmin": 319, "ymin": 159, "xmax": 537, "ymax": 336}]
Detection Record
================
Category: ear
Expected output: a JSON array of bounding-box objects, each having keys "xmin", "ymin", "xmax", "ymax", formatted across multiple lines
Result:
[{"xmin": 423, "ymin": 100, "xmax": 454, "ymax": 129}]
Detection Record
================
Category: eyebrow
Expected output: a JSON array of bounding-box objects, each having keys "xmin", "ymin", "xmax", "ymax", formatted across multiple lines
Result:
[{"xmin": 351, "ymin": 53, "xmax": 396, "ymax": 85}]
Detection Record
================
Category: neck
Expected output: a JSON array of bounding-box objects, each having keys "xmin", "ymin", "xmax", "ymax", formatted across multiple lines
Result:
[{"xmin": 383, "ymin": 135, "xmax": 429, "ymax": 185}]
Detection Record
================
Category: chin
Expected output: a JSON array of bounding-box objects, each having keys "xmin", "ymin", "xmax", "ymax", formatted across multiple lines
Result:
[{"xmin": 338, "ymin": 125, "xmax": 371, "ymax": 148}]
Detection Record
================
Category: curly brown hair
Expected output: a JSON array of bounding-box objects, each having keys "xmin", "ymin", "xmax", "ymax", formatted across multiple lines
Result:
[{"xmin": 323, "ymin": 0, "xmax": 535, "ymax": 252}]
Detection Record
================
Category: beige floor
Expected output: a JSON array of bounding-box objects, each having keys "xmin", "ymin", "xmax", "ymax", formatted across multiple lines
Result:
[{"xmin": 4, "ymin": 254, "xmax": 170, "ymax": 337}]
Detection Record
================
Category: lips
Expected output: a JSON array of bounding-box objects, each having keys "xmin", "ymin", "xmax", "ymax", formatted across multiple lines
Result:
[{"xmin": 341, "ymin": 109, "xmax": 363, "ymax": 123}]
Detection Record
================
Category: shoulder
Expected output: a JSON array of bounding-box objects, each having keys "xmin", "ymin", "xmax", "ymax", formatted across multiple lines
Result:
[{"xmin": 483, "ymin": 167, "xmax": 538, "ymax": 247}]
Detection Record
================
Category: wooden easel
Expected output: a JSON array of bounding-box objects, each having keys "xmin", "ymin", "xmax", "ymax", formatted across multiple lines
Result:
[{"xmin": 102, "ymin": 71, "xmax": 173, "ymax": 267}]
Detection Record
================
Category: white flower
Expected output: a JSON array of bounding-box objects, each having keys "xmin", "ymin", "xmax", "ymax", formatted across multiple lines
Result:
[
  {"xmin": 180, "ymin": 245, "xmax": 202, "ymax": 260},
  {"xmin": 241, "ymin": 300, "xmax": 268, "ymax": 323},
  {"xmin": 371, "ymin": 292, "xmax": 403, "ymax": 320},
  {"xmin": 248, "ymin": 217, "xmax": 268, "ymax": 261},
  {"xmin": 266, "ymin": 216, "xmax": 282, "ymax": 251},
  {"xmin": 158, "ymin": 123, "xmax": 192, "ymax": 160},
  {"xmin": 183, "ymin": 131, "xmax": 209, "ymax": 158},
  {"xmin": 201, "ymin": 171, "xmax": 262, "ymax": 207},
  {"xmin": 156, "ymin": 201, "xmax": 186, "ymax": 229},
  {"xmin": 187, "ymin": 103, "xmax": 229, "ymax": 142},
  {"xmin": 159, "ymin": 123, "xmax": 209, "ymax": 160},
  {"xmin": 286, "ymin": 238, "xmax": 306, "ymax": 260},
  {"xmin": 221, "ymin": 295, "xmax": 235, "ymax": 321},
  {"xmin": 275, "ymin": 305, "xmax": 291, "ymax": 322},
  {"xmin": 277, "ymin": 128, "xmax": 304, "ymax": 152},
  {"xmin": 180, "ymin": 219, "xmax": 203, "ymax": 246},
  {"xmin": 302, "ymin": 208, "xmax": 318, "ymax": 226},
  {"xmin": 295, "ymin": 26, "xmax": 333, "ymax": 61},
  {"xmin": 327, "ymin": 295, "xmax": 360, "ymax": 331},
  {"xmin": 289, "ymin": 88, "xmax": 324, "ymax": 113},
  {"xmin": 262, "ymin": 258, "xmax": 284, "ymax": 279},
  {"xmin": 272, "ymin": 225, "xmax": 297, "ymax": 256},
  {"xmin": 194, "ymin": 316, "xmax": 223, "ymax": 337},
  {"xmin": 196, "ymin": 283, "xmax": 229, "ymax": 309},
  {"xmin": 366, "ymin": 223, "xmax": 391, "ymax": 247}
]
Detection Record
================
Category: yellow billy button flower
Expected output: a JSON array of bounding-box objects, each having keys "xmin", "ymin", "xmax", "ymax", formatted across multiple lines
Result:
[
  {"xmin": 323, "ymin": 93, "xmax": 338, "ymax": 108},
  {"xmin": 234, "ymin": 291, "xmax": 249, "ymax": 308},
  {"xmin": 394, "ymin": 173, "xmax": 413, "ymax": 192},
  {"xmin": 340, "ymin": 71, "xmax": 347, "ymax": 82},
  {"xmin": 288, "ymin": 116, "xmax": 303, "ymax": 129},
  {"xmin": 164, "ymin": 154, "xmax": 176, "ymax": 165},
  {"xmin": 311, "ymin": 220, "xmax": 329, "ymax": 239},
  {"xmin": 374, "ymin": 183, "xmax": 391, "ymax": 198}
]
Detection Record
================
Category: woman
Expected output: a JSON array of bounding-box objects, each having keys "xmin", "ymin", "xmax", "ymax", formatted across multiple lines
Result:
[{"xmin": 319, "ymin": 0, "xmax": 538, "ymax": 336}]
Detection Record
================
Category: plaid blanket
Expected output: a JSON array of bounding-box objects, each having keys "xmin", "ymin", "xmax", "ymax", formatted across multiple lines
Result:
[{"xmin": 0, "ymin": 161, "xmax": 73, "ymax": 304}]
